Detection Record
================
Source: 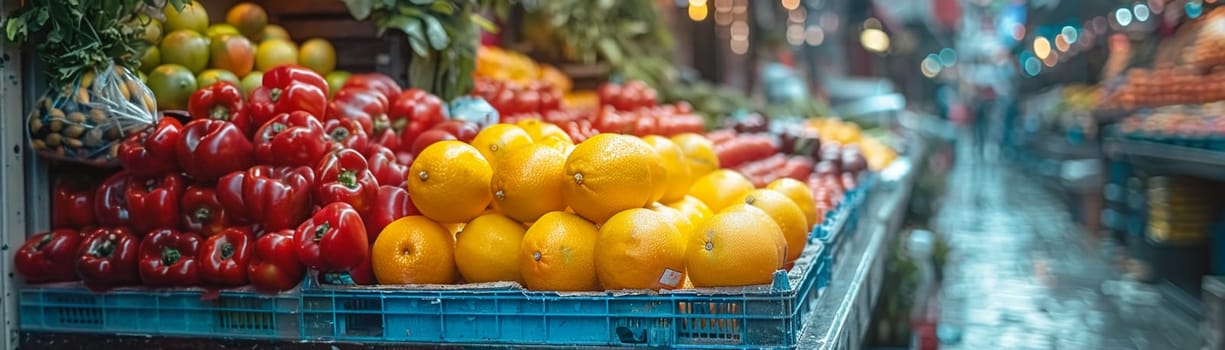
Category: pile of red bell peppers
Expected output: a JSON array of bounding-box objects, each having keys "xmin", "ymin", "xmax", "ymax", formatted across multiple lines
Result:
[{"xmin": 13, "ymin": 65, "xmax": 463, "ymax": 293}]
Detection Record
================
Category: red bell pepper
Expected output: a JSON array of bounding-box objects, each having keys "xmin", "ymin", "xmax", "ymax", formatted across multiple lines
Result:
[
  {"xmin": 138, "ymin": 228, "xmax": 202, "ymax": 287},
  {"xmin": 293, "ymin": 202, "xmax": 368, "ymax": 272},
  {"xmin": 76, "ymin": 227, "xmax": 140, "ymax": 289},
  {"xmin": 249, "ymin": 65, "xmax": 329, "ymax": 126},
  {"xmin": 94, "ymin": 172, "xmax": 131, "ymax": 227},
  {"xmin": 118, "ymin": 117, "xmax": 183, "ymax": 178},
  {"xmin": 390, "ymin": 89, "xmax": 445, "ymax": 145},
  {"xmin": 370, "ymin": 128, "xmax": 402, "ymax": 153},
  {"xmin": 431, "ymin": 120, "xmax": 479, "ymax": 143},
  {"xmin": 52, "ymin": 178, "xmax": 95, "ymax": 229},
  {"xmin": 180, "ymin": 185, "xmax": 231, "ymax": 237},
  {"xmin": 15, "ymin": 229, "xmax": 82, "ymax": 283},
  {"xmin": 365, "ymin": 186, "xmax": 417, "ymax": 243},
  {"xmin": 253, "ymin": 111, "xmax": 330, "ymax": 167},
  {"xmin": 314, "ymin": 149, "xmax": 379, "ymax": 216},
  {"xmin": 364, "ymin": 145, "xmax": 408, "ymax": 187},
  {"xmin": 248, "ymin": 230, "xmax": 305, "ymax": 292},
  {"xmin": 125, "ymin": 173, "xmax": 186, "ymax": 235},
  {"xmin": 188, "ymin": 82, "xmax": 250, "ymax": 135},
  {"xmin": 341, "ymin": 73, "xmax": 402, "ymax": 103},
  {"xmin": 198, "ymin": 226, "xmax": 253, "ymax": 286},
  {"xmin": 323, "ymin": 117, "xmax": 369, "ymax": 152},
  {"xmin": 177, "ymin": 119, "xmax": 254, "ymax": 182},
  {"xmin": 217, "ymin": 166, "xmax": 316, "ymax": 232},
  {"xmin": 328, "ymin": 88, "xmax": 389, "ymax": 135}
]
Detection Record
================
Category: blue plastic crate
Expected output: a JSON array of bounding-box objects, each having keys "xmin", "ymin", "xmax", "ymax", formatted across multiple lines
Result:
[
  {"xmin": 300, "ymin": 238, "xmax": 830, "ymax": 348},
  {"xmin": 814, "ymin": 175, "xmax": 874, "ymax": 264},
  {"xmin": 19, "ymin": 286, "xmax": 302, "ymax": 339}
]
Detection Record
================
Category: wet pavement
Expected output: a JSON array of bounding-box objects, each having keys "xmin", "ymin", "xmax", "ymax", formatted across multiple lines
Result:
[{"xmin": 934, "ymin": 157, "xmax": 1202, "ymax": 350}]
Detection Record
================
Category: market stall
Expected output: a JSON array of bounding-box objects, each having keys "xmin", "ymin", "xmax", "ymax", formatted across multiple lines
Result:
[
  {"xmin": 1007, "ymin": 0, "xmax": 1225, "ymax": 325},
  {"xmin": 0, "ymin": 1, "xmax": 914, "ymax": 348}
]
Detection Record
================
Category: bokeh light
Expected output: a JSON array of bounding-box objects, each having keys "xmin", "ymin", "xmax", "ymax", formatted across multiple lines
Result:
[
  {"xmin": 1134, "ymin": 4, "xmax": 1151, "ymax": 21},
  {"xmin": 1187, "ymin": 1, "xmax": 1204, "ymax": 19},
  {"xmin": 1116, "ymin": 8, "xmax": 1133, "ymax": 26},
  {"xmin": 1062, "ymin": 26, "xmax": 1078, "ymax": 43},
  {"xmin": 689, "ymin": 3, "xmax": 708, "ymax": 21},
  {"xmin": 781, "ymin": 0, "xmax": 800, "ymax": 10},
  {"xmin": 1024, "ymin": 57, "xmax": 1042, "ymax": 76},
  {"xmin": 860, "ymin": 28, "xmax": 890, "ymax": 53},
  {"xmin": 1055, "ymin": 35, "xmax": 1070, "ymax": 52},
  {"xmin": 805, "ymin": 26, "xmax": 825, "ymax": 46},
  {"xmin": 1034, "ymin": 37, "xmax": 1052, "ymax": 59},
  {"xmin": 939, "ymin": 48, "xmax": 957, "ymax": 66}
]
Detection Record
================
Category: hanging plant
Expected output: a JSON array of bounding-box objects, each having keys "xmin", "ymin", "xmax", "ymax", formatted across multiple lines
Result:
[{"xmin": 343, "ymin": 0, "xmax": 507, "ymax": 101}]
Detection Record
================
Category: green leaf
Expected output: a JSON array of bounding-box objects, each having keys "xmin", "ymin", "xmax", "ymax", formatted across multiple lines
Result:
[
  {"xmin": 597, "ymin": 37, "xmax": 623, "ymax": 65},
  {"xmin": 5, "ymin": 17, "xmax": 24, "ymax": 41},
  {"xmin": 430, "ymin": 1, "xmax": 455, "ymax": 15},
  {"xmin": 341, "ymin": 0, "xmax": 375, "ymax": 20},
  {"xmin": 387, "ymin": 16, "xmax": 429, "ymax": 57},
  {"xmin": 470, "ymin": 14, "xmax": 497, "ymax": 33},
  {"xmin": 408, "ymin": 0, "xmax": 435, "ymax": 5},
  {"xmin": 419, "ymin": 14, "xmax": 449, "ymax": 50}
]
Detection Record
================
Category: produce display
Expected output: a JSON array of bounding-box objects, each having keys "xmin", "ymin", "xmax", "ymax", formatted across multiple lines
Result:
[
  {"xmin": 15, "ymin": 63, "xmax": 895, "ymax": 294},
  {"xmin": 1104, "ymin": 67, "xmax": 1225, "ymax": 109},
  {"xmin": 1117, "ymin": 104, "xmax": 1225, "ymax": 149},
  {"xmin": 8, "ymin": 3, "xmax": 901, "ymax": 348},
  {"xmin": 139, "ymin": 1, "xmax": 342, "ymax": 110}
]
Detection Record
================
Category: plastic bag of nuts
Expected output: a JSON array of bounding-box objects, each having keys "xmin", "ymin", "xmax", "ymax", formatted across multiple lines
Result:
[{"xmin": 27, "ymin": 64, "xmax": 158, "ymax": 166}]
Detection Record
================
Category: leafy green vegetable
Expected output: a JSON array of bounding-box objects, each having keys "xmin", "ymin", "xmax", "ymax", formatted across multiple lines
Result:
[
  {"xmin": 4, "ymin": 0, "xmax": 184, "ymax": 87},
  {"xmin": 343, "ymin": 0, "xmax": 509, "ymax": 100}
]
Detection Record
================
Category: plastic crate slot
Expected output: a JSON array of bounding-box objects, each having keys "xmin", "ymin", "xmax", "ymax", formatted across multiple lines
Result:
[
  {"xmin": 216, "ymin": 297, "xmax": 275, "ymax": 331},
  {"xmin": 49, "ymin": 294, "xmax": 102, "ymax": 327},
  {"xmin": 614, "ymin": 317, "xmax": 672, "ymax": 345},
  {"xmin": 342, "ymin": 298, "xmax": 384, "ymax": 337},
  {"xmin": 676, "ymin": 301, "xmax": 742, "ymax": 343}
]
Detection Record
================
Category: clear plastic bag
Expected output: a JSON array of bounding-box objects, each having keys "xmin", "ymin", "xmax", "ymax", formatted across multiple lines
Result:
[{"xmin": 27, "ymin": 65, "xmax": 158, "ymax": 166}]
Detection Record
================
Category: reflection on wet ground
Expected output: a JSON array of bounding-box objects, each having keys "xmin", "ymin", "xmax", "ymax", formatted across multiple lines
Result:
[{"xmin": 935, "ymin": 159, "xmax": 1200, "ymax": 350}]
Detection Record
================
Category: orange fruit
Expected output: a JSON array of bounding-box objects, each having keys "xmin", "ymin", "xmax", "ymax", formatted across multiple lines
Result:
[
  {"xmin": 299, "ymin": 38, "xmax": 337, "ymax": 75},
  {"xmin": 643, "ymin": 135, "xmax": 692, "ymax": 203},
  {"xmin": 671, "ymin": 133, "xmax": 720, "ymax": 178},
  {"xmin": 371, "ymin": 216, "xmax": 458, "ymax": 284},
  {"xmin": 408, "ymin": 141, "xmax": 493, "ymax": 223},
  {"xmin": 562, "ymin": 133, "xmax": 661, "ymax": 223},
  {"xmin": 741, "ymin": 189, "xmax": 809, "ymax": 263},
  {"xmin": 163, "ymin": 0, "xmax": 208, "ymax": 34},
  {"xmin": 516, "ymin": 119, "xmax": 572, "ymax": 144},
  {"xmin": 444, "ymin": 222, "xmax": 466, "ymax": 237},
  {"xmin": 666, "ymin": 195, "xmax": 713, "ymax": 229},
  {"xmin": 209, "ymin": 34, "xmax": 255, "ymax": 78},
  {"xmin": 491, "ymin": 144, "xmax": 567, "ymax": 223},
  {"xmin": 255, "ymin": 39, "xmax": 299, "ymax": 72},
  {"xmin": 226, "ymin": 2, "xmax": 269, "ymax": 40},
  {"xmin": 195, "ymin": 69, "xmax": 240, "ymax": 90},
  {"xmin": 688, "ymin": 169, "xmax": 753, "ymax": 212},
  {"xmin": 472, "ymin": 124, "xmax": 534, "ymax": 164},
  {"xmin": 147, "ymin": 64, "xmax": 197, "ymax": 110},
  {"xmin": 454, "ymin": 213, "xmax": 526, "ymax": 284},
  {"xmin": 650, "ymin": 203, "xmax": 695, "ymax": 242},
  {"xmin": 767, "ymin": 178, "xmax": 819, "ymax": 229},
  {"xmin": 240, "ymin": 71, "xmax": 263, "ymax": 98},
  {"xmin": 685, "ymin": 210, "xmax": 786, "ymax": 287},
  {"xmin": 261, "ymin": 24, "xmax": 291, "ymax": 42},
  {"xmin": 520, "ymin": 211, "xmax": 601, "ymax": 291},
  {"xmin": 595, "ymin": 208, "xmax": 687, "ymax": 290},
  {"xmin": 159, "ymin": 30, "xmax": 210, "ymax": 73}
]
